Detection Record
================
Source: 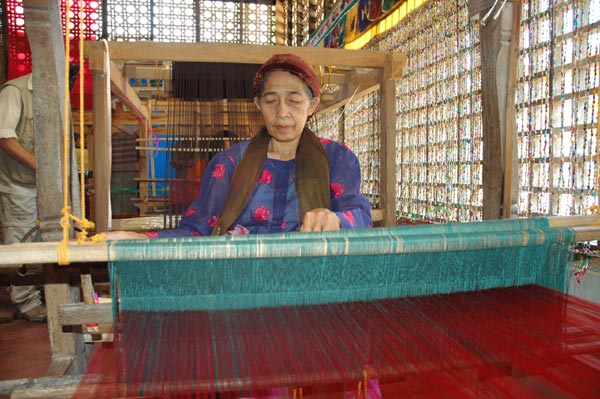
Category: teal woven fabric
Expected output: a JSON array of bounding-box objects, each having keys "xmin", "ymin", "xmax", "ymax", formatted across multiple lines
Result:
[{"xmin": 108, "ymin": 217, "xmax": 575, "ymax": 313}]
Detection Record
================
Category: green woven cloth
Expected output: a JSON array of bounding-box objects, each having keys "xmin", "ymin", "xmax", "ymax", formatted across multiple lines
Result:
[{"xmin": 108, "ymin": 217, "xmax": 575, "ymax": 313}]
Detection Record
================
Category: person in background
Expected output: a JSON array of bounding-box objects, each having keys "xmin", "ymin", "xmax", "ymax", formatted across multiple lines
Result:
[
  {"xmin": 144, "ymin": 53, "xmax": 372, "ymax": 238},
  {"xmin": 0, "ymin": 65, "xmax": 78, "ymax": 323},
  {"xmin": 0, "ymin": 73, "xmax": 45, "ymax": 322}
]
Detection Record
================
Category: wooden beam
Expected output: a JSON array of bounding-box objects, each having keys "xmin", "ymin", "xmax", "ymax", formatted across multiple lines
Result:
[
  {"xmin": 59, "ymin": 303, "xmax": 113, "ymax": 325},
  {"xmin": 112, "ymin": 215, "xmax": 180, "ymax": 231},
  {"xmin": 383, "ymin": 51, "xmax": 406, "ymax": 80},
  {"xmin": 316, "ymin": 85, "xmax": 380, "ymax": 115},
  {"xmin": 43, "ymin": 263, "xmax": 85, "ymax": 373},
  {"xmin": 111, "ymin": 211, "xmax": 385, "ymax": 232},
  {"xmin": 371, "ymin": 209, "xmax": 384, "ymax": 224},
  {"xmin": 0, "ymin": 216, "xmax": 597, "ymax": 265},
  {"xmin": 348, "ymin": 68, "xmax": 381, "ymax": 93},
  {"xmin": 0, "ymin": 375, "xmax": 82, "ymax": 399},
  {"xmin": 111, "ymin": 112, "xmax": 145, "ymax": 126},
  {"xmin": 109, "ymin": 60, "xmax": 150, "ymax": 122},
  {"xmin": 85, "ymin": 41, "xmax": 389, "ymax": 69},
  {"xmin": 43, "ymin": 358, "xmax": 74, "ymax": 378},
  {"xmin": 546, "ymin": 215, "xmax": 600, "ymax": 227},
  {"xmin": 0, "ymin": 241, "xmax": 109, "ymax": 265},
  {"xmin": 90, "ymin": 44, "xmax": 112, "ymax": 233},
  {"xmin": 7, "ymin": 375, "xmax": 114, "ymax": 399}
]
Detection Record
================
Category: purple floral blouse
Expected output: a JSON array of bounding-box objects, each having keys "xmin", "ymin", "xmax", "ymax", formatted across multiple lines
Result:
[{"xmin": 153, "ymin": 137, "xmax": 372, "ymax": 237}]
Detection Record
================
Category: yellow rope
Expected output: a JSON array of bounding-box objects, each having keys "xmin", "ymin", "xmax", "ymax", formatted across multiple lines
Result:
[
  {"xmin": 79, "ymin": 4, "xmax": 86, "ymax": 225},
  {"xmin": 56, "ymin": 0, "xmax": 73, "ymax": 266},
  {"xmin": 57, "ymin": 1, "xmax": 105, "ymax": 266}
]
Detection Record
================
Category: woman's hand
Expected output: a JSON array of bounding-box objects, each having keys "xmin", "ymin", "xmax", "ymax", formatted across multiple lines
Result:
[{"xmin": 300, "ymin": 208, "xmax": 341, "ymax": 232}]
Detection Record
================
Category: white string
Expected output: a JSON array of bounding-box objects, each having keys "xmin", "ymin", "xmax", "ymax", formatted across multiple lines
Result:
[
  {"xmin": 481, "ymin": 0, "xmax": 500, "ymax": 26},
  {"xmin": 492, "ymin": 0, "xmax": 508, "ymax": 21},
  {"xmin": 102, "ymin": 39, "xmax": 113, "ymax": 230}
]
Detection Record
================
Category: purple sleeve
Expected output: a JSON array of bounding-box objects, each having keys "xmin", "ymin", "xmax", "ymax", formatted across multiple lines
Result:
[
  {"xmin": 325, "ymin": 141, "xmax": 373, "ymax": 229},
  {"xmin": 155, "ymin": 148, "xmax": 240, "ymax": 238}
]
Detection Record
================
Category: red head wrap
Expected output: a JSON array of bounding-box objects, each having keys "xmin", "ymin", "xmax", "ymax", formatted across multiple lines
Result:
[{"xmin": 253, "ymin": 53, "xmax": 320, "ymax": 98}]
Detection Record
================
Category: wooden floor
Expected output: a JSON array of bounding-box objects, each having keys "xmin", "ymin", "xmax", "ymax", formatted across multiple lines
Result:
[
  {"xmin": 0, "ymin": 287, "xmax": 51, "ymax": 382},
  {"xmin": 0, "ymin": 262, "xmax": 52, "ymax": 391},
  {"xmin": 0, "ymin": 262, "xmax": 112, "ymax": 399}
]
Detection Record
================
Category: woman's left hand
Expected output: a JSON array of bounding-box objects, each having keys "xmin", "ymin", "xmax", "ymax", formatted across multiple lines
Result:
[{"xmin": 300, "ymin": 208, "xmax": 341, "ymax": 232}]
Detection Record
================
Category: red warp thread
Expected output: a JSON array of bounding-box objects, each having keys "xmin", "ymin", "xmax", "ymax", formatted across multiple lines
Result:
[{"xmin": 75, "ymin": 285, "xmax": 600, "ymax": 398}]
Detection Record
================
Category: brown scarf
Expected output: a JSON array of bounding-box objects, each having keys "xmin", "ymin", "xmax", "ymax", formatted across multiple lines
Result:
[{"xmin": 212, "ymin": 126, "xmax": 330, "ymax": 235}]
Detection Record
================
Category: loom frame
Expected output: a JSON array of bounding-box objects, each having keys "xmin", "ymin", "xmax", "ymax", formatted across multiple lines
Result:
[
  {"xmin": 1, "ymin": 215, "xmax": 600, "ymax": 399},
  {"xmin": 0, "ymin": 36, "xmax": 407, "ymax": 395},
  {"xmin": 1, "ymin": 3, "xmax": 599, "ymax": 396},
  {"xmin": 83, "ymin": 40, "xmax": 406, "ymax": 232}
]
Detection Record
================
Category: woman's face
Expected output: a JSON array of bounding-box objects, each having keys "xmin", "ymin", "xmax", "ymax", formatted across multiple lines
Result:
[{"xmin": 255, "ymin": 70, "xmax": 320, "ymax": 145}]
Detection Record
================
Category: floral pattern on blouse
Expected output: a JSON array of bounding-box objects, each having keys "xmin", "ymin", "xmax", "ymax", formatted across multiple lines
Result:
[
  {"xmin": 257, "ymin": 169, "xmax": 273, "ymax": 185},
  {"xmin": 212, "ymin": 164, "xmax": 226, "ymax": 179},
  {"xmin": 156, "ymin": 138, "xmax": 372, "ymax": 237},
  {"xmin": 330, "ymin": 182, "xmax": 344, "ymax": 199}
]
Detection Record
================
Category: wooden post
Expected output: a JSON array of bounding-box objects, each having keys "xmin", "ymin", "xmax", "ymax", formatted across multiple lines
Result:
[
  {"xmin": 86, "ymin": 126, "xmax": 96, "ymax": 220},
  {"xmin": 475, "ymin": 0, "xmax": 517, "ymax": 219},
  {"xmin": 23, "ymin": 0, "xmax": 84, "ymax": 374},
  {"xmin": 502, "ymin": 1, "xmax": 522, "ymax": 218},
  {"xmin": 24, "ymin": 0, "xmax": 66, "ymax": 241},
  {"xmin": 137, "ymin": 121, "xmax": 150, "ymax": 216},
  {"xmin": 379, "ymin": 52, "xmax": 405, "ymax": 226},
  {"xmin": 88, "ymin": 42, "xmax": 112, "ymax": 233}
]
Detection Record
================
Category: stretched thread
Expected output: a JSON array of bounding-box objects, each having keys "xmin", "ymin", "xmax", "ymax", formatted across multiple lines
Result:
[{"xmin": 75, "ymin": 285, "xmax": 600, "ymax": 398}]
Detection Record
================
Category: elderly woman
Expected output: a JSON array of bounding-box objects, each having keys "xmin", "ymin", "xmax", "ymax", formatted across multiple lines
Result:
[
  {"xmin": 150, "ymin": 53, "xmax": 371, "ymax": 237},
  {"xmin": 105, "ymin": 54, "xmax": 378, "ymax": 398}
]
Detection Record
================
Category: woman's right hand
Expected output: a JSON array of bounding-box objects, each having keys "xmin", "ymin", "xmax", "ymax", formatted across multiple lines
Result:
[{"xmin": 300, "ymin": 208, "xmax": 341, "ymax": 232}]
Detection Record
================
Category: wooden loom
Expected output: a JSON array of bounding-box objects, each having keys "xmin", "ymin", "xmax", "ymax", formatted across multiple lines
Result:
[
  {"xmin": 0, "ymin": 34, "xmax": 406, "ymax": 396},
  {"xmin": 1, "ymin": 7, "xmax": 599, "ymax": 396},
  {"xmin": 80, "ymin": 41, "xmax": 404, "ymax": 233},
  {"xmin": 1, "ymin": 216, "xmax": 600, "ymax": 398},
  {"xmin": 5, "ymin": 0, "xmax": 401, "ymax": 347}
]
